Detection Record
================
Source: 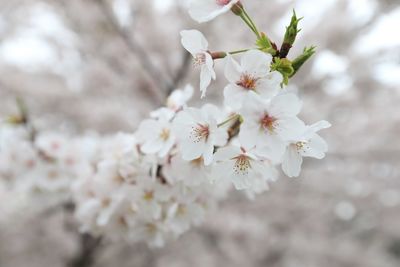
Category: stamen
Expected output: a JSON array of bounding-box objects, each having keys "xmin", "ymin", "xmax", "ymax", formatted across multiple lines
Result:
[
  {"xmin": 295, "ymin": 141, "xmax": 309, "ymax": 153},
  {"xmin": 143, "ymin": 191, "xmax": 154, "ymax": 201},
  {"xmin": 190, "ymin": 124, "xmax": 210, "ymax": 143},
  {"xmin": 260, "ymin": 113, "xmax": 277, "ymax": 132},
  {"xmin": 193, "ymin": 53, "xmax": 206, "ymax": 67},
  {"xmin": 233, "ymin": 155, "xmax": 251, "ymax": 175},
  {"xmin": 236, "ymin": 73, "xmax": 258, "ymax": 90},
  {"xmin": 159, "ymin": 128, "xmax": 170, "ymax": 141}
]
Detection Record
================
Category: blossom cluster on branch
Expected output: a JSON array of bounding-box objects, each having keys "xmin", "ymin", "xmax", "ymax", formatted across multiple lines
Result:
[{"xmin": 0, "ymin": 0, "xmax": 330, "ymax": 248}]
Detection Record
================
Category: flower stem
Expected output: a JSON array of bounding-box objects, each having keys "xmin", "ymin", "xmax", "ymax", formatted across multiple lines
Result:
[
  {"xmin": 238, "ymin": 13, "xmax": 258, "ymax": 36},
  {"xmin": 241, "ymin": 8, "xmax": 261, "ymax": 39},
  {"xmin": 229, "ymin": 48, "xmax": 251, "ymax": 55}
]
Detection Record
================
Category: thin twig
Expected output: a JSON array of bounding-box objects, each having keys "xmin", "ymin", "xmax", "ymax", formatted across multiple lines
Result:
[
  {"xmin": 167, "ymin": 51, "xmax": 192, "ymax": 95},
  {"xmin": 97, "ymin": 0, "xmax": 171, "ymax": 104},
  {"xmin": 68, "ymin": 234, "xmax": 103, "ymax": 267}
]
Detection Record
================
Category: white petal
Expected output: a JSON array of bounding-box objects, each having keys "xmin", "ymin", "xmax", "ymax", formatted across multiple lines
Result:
[
  {"xmin": 202, "ymin": 143, "xmax": 215, "ymax": 165},
  {"xmin": 205, "ymin": 53, "xmax": 216, "ymax": 79},
  {"xmin": 310, "ymin": 120, "xmax": 332, "ymax": 132},
  {"xmin": 256, "ymin": 135, "xmax": 286, "ymax": 162},
  {"xmin": 213, "ymin": 146, "xmax": 240, "ymax": 162},
  {"xmin": 275, "ymin": 117, "xmax": 306, "ymax": 141},
  {"xmin": 301, "ymin": 134, "xmax": 328, "ymax": 159},
  {"xmin": 282, "ymin": 146, "xmax": 303, "ymax": 177},
  {"xmin": 211, "ymin": 161, "xmax": 233, "ymax": 183},
  {"xmin": 200, "ymin": 65, "xmax": 212, "ymax": 98},
  {"xmin": 224, "ymin": 55, "xmax": 242, "ymax": 84},
  {"xmin": 256, "ymin": 71, "xmax": 282, "ymax": 99},
  {"xmin": 269, "ymin": 93, "xmax": 302, "ymax": 117},
  {"xmin": 211, "ymin": 127, "xmax": 229, "ymax": 147},
  {"xmin": 240, "ymin": 50, "xmax": 272, "ymax": 77},
  {"xmin": 135, "ymin": 119, "xmax": 159, "ymax": 141},
  {"xmin": 180, "ymin": 30, "xmax": 208, "ymax": 54},
  {"xmin": 180, "ymin": 140, "xmax": 205, "ymax": 161},
  {"xmin": 238, "ymin": 123, "xmax": 259, "ymax": 150},
  {"xmin": 223, "ymin": 84, "xmax": 247, "ymax": 110},
  {"xmin": 189, "ymin": 0, "xmax": 239, "ymax": 23},
  {"xmin": 141, "ymin": 138, "xmax": 163, "ymax": 154}
]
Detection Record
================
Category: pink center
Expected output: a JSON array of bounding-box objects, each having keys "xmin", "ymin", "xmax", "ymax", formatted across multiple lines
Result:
[
  {"xmin": 233, "ymin": 154, "xmax": 251, "ymax": 175},
  {"xmin": 193, "ymin": 53, "xmax": 206, "ymax": 67},
  {"xmin": 190, "ymin": 124, "xmax": 210, "ymax": 143},
  {"xmin": 236, "ymin": 73, "xmax": 258, "ymax": 90},
  {"xmin": 260, "ymin": 113, "xmax": 277, "ymax": 132},
  {"xmin": 216, "ymin": 0, "xmax": 231, "ymax": 5}
]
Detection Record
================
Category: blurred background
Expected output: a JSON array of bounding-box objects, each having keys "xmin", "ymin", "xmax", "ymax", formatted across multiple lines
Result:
[{"xmin": 0, "ymin": 0, "xmax": 400, "ymax": 266}]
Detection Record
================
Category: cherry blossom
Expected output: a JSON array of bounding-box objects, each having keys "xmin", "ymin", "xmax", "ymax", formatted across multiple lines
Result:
[
  {"xmin": 188, "ymin": 0, "xmax": 240, "ymax": 23},
  {"xmin": 212, "ymin": 144, "xmax": 277, "ymax": 190},
  {"xmin": 173, "ymin": 104, "xmax": 228, "ymax": 165},
  {"xmin": 180, "ymin": 30, "xmax": 216, "ymax": 97},
  {"xmin": 239, "ymin": 92, "xmax": 306, "ymax": 161},
  {"xmin": 282, "ymin": 120, "xmax": 331, "ymax": 177},
  {"xmin": 135, "ymin": 115, "xmax": 175, "ymax": 158},
  {"xmin": 224, "ymin": 50, "xmax": 283, "ymax": 110}
]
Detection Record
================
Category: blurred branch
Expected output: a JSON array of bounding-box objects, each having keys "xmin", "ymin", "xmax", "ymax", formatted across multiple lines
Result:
[
  {"xmin": 167, "ymin": 51, "xmax": 192, "ymax": 95},
  {"xmin": 68, "ymin": 234, "xmax": 103, "ymax": 267},
  {"xmin": 97, "ymin": 0, "xmax": 172, "ymax": 103}
]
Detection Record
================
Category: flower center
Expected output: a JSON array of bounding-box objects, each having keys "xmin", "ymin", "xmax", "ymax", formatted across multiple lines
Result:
[
  {"xmin": 193, "ymin": 53, "xmax": 206, "ymax": 67},
  {"xmin": 159, "ymin": 128, "xmax": 170, "ymax": 141},
  {"xmin": 216, "ymin": 0, "xmax": 231, "ymax": 6},
  {"xmin": 233, "ymin": 155, "xmax": 251, "ymax": 175},
  {"xmin": 295, "ymin": 141, "xmax": 309, "ymax": 153},
  {"xmin": 237, "ymin": 73, "xmax": 258, "ymax": 90},
  {"xmin": 260, "ymin": 113, "xmax": 277, "ymax": 132},
  {"xmin": 190, "ymin": 124, "xmax": 210, "ymax": 143},
  {"xmin": 190, "ymin": 157, "xmax": 204, "ymax": 168},
  {"xmin": 143, "ymin": 191, "xmax": 154, "ymax": 201}
]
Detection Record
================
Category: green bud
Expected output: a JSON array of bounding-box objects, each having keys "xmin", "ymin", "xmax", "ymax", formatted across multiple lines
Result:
[
  {"xmin": 290, "ymin": 46, "xmax": 316, "ymax": 78},
  {"xmin": 280, "ymin": 10, "xmax": 302, "ymax": 58},
  {"xmin": 284, "ymin": 10, "xmax": 302, "ymax": 47},
  {"xmin": 271, "ymin": 58, "xmax": 294, "ymax": 86}
]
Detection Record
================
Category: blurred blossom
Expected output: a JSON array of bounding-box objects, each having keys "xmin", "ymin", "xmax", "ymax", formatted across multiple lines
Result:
[{"xmin": 335, "ymin": 201, "xmax": 356, "ymax": 221}]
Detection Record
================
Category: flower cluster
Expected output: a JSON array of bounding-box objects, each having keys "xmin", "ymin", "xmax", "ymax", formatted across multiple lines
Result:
[
  {"xmin": 73, "ymin": 130, "xmax": 229, "ymax": 247},
  {"xmin": 0, "ymin": 125, "xmax": 91, "ymax": 197},
  {"xmin": 0, "ymin": 1, "xmax": 331, "ymax": 248}
]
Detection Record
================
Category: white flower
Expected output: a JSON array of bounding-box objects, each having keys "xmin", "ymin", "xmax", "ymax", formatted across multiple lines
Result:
[
  {"xmin": 282, "ymin": 120, "xmax": 331, "ymax": 177},
  {"xmin": 224, "ymin": 50, "xmax": 282, "ymax": 110},
  {"xmin": 239, "ymin": 92, "xmax": 305, "ymax": 161},
  {"xmin": 135, "ymin": 115, "xmax": 175, "ymax": 158},
  {"xmin": 162, "ymin": 154, "xmax": 211, "ymax": 186},
  {"xmin": 173, "ymin": 104, "xmax": 228, "ymax": 165},
  {"xmin": 150, "ymin": 84, "xmax": 194, "ymax": 119},
  {"xmin": 188, "ymin": 0, "xmax": 240, "ymax": 23},
  {"xmin": 212, "ymin": 145, "xmax": 277, "ymax": 190},
  {"xmin": 166, "ymin": 84, "xmax": 194, "ymax": 111},
  {"xmin": 180, "ymin": 30, "xmax": 216, "ymax": 98}
]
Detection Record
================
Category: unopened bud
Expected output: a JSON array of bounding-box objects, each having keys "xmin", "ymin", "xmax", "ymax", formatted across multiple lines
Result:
[
  {"xmin": 231, "ymin": 2, "xmax": 243, "ymax": 16},
  {"xmin": 290, "ymin": 46, "xmax": 316, "ymax": 77}
]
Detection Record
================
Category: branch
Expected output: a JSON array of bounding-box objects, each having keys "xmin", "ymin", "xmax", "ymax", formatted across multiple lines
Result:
[
  {"xmin": 166, "ymin": 51, "xmax": 192, "ymax": 95},
  {"xmin": 68, "ymin": 234, "xmax": 103, "ymax": 267},
  {"xmin": 97, "ymin": 0, "xmax": 172, "ymax": 104}
]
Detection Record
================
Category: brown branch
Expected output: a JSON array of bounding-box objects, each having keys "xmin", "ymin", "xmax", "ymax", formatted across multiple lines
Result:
[
  {"xmin": 68, "ymin": 234, "xmax": 103, "ymax": 267},
  {"xmin": 167, "ymin": 51, "xmax": 192, "ymax": 96},
  {"xmin": 97, "ymin": 0, "xmax": 171, "ymax": 104}
]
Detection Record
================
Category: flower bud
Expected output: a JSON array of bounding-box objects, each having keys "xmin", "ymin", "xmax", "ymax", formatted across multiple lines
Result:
[
  {"xmin": 280, "ymin": 10, "xmax": 302, "ymax": 58},
  {"xmin": 290, "ymin": 46, "xmax": 316, "ymax": 77},
  {"xmin": 231, "ymin": 2, "xmax": 243, "ymax": 16}
]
